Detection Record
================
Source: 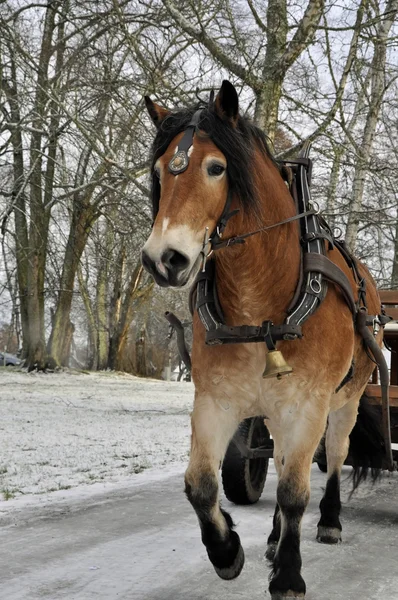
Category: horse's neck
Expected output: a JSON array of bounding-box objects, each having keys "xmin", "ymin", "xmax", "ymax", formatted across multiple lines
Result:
[{"xmin": 215, "ymin": 161, "xmax": 300, "ymax": 325}]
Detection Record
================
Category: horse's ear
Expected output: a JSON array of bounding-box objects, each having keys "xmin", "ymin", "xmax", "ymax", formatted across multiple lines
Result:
[
  {"xmin": 214, "ymin": 80, "xmax": 239, "ymax": 125},
  {"xmin": 144, "ymin": 96, "xmax": 170, "ymax": 129}
]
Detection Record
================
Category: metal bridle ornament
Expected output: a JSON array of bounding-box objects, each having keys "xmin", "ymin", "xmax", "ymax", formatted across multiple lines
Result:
[
  {"xmin": 167, "ymin": 109, "xmax": 202, "ymax": 175},
  {"xmin": 168, "ymin": 151, "xmax": 189, "ymax": 174}
]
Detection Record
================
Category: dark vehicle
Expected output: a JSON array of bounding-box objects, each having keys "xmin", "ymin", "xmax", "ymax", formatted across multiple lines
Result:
[{"xmin": 0, "ymin": 352, "xmax": 22, "ymax": 367}]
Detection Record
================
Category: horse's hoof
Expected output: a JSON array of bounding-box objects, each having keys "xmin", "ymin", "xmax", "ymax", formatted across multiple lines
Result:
[
  {"xmin": 269, "ymin": 568, "xmax": 306, "ymax": 599},
  {"xmin": 317, "ymin": 526, "xmax": 342, "ymax": 544},
  {"xmin": 265, "ymin": 541, "xmax": 277, "ymax": 562},
  {"xmin": 271, "ymin": 592, "xmax": 305, "ymax": 600},
  {"xmin": 213, "ymin": 544, "xmax": 245, "ymax": 580}
]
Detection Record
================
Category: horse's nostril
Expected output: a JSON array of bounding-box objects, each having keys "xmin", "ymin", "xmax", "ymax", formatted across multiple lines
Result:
[{"xmin": 162, "ymin": 248, "xmax": 189, "ymax": 271}]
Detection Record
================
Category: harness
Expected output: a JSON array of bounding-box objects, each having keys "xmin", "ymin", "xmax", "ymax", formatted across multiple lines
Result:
[{"xmin": 159, "ymin": 108, "xmax": 394, "ymax": 470}]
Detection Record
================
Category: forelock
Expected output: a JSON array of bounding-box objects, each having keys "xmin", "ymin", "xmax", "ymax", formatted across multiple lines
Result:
[{"xmin": 149, "ymin": 104, "xmax": 276, "ymax": 218}]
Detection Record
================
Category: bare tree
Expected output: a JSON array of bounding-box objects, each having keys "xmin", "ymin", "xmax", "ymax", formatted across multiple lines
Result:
[{"xmin": 345, "ymin": 0, "xmax": 398, "ymax": 250}]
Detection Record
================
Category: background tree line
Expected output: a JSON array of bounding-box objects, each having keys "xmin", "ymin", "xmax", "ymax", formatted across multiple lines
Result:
[{"xmin": 0, "ymin": 0, "xmax": 397, "ymax": 372}]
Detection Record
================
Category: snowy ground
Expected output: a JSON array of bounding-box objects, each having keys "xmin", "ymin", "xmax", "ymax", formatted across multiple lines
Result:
[
  {"xmin": 0, "ymin": 370, "xmax": 397, "ymax": 599},
  {"xmin": 0, "ymin": 370, "xmax": 193, "ymax": 502}
]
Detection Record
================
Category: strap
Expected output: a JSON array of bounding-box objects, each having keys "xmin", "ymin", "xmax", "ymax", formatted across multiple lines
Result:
[
  {"xmin": 365, "ymin": 313, "xmax": 393, "ymax": 327},
  {"xmin": 211, "ymin": 209, "xmax": 317, "ymax": 250},
  {"xmin": 281, "ymin": 153, "xmax": 313, "ymax": 185},
  {"xmin": 285, "ymin": 149, "xmax": 328, "ymax": 326},
  {"xmin": 303, "ymin": 253, "xmax": 356, "ymax": 316},
  {"xmin": 205, "ymin": 321, "xmax": 302, "ymax": 346},
  {"xmin": 168, "ymin": 109, "xmax": 202, "ymax": 174},
  {"xmin": 209, "ymin": 191, "xmax": 238, "ymax": 249},
  {"xmin": 301, "ymin": 231, "xmax": 334, "ymax": 247}
]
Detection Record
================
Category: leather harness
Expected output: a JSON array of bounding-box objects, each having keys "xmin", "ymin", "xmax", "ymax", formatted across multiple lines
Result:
[{"xmin": 157, "ymin": 108, "xmax": 394, "ymax": 470}]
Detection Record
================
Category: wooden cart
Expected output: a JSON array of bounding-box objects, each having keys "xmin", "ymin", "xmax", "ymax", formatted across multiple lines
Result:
[
  {"xmin": 366, "ymin": 290, "xmax": 398, "ymax": 448},
  {"xmin": 221, "ymin": 290, "xmax": 398, "ymax": 505}
]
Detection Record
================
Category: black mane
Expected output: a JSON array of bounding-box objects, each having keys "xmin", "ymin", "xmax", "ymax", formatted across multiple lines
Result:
[{"xmin": 149, "ymin": 105, "xmax": 277, "ymax": 219}]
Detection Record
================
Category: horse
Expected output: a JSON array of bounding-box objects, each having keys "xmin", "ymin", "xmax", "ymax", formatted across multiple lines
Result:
[{"xmin": 141, "ymin": 80, "xmax": 385, "ymax": 599}]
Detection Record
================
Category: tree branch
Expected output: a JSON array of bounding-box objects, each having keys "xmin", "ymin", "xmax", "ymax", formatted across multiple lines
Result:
[
  {"xmin": 279, "ymin": 0, "xmax": 325, "ymax": 73},
  {"xmin": 160, "ymin": 0, "xmax": 262, "ymax": 91}
]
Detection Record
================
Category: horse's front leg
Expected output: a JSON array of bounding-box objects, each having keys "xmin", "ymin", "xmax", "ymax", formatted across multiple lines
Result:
[
  {"xmin": 265, "ymin": 443, "xmax": 283, "ymax": 562},
  {"xmin": 184, "ymin": 393, "xmax": 243, "ymax": 580},
  {"xmin": 269, "ymin": 411, "xmax": 327, "ymax": 600}
]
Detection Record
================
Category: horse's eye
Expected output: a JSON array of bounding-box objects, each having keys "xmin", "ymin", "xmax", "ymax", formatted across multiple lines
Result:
[{"xmin": 207, "ymin": 163, "xmax": 225, "ymax": 177}]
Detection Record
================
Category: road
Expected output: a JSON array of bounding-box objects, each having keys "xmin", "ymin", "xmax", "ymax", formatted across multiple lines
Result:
[{"xmin": 0, "ymin": 465, "xmax": 397, "ymax": 600}]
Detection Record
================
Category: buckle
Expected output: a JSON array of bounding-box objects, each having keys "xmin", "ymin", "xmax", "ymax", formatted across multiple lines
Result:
[{"xmin": 372, "ymin": 317, "xmax": 381, "ymax": 336}]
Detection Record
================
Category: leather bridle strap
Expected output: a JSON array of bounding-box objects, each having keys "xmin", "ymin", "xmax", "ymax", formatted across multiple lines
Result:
[
  {"xmin": 210, "ymin": 208, "xmax": 317, "ymax": 250},
  {"xmin": 168, "ymin": 109, "xmax": 203, "ymax": 175}
]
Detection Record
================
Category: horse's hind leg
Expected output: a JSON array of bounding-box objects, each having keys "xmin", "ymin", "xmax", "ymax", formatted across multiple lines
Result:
[
  {"xmin": 184, "ymin": 394, "xmax": 243, "ymax": 580},
  {"xmin": 317, "ymin": 398, "xmax": 359, "ymax": 544}
]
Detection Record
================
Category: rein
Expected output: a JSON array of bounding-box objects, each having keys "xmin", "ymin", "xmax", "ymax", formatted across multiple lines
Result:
[{"xmin": 209, "ymin": 208, "xmax": 317, "ymax": 251}]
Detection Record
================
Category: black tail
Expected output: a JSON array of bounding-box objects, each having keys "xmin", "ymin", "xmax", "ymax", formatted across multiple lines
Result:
[{"xmin": 348, "ymin": 394, "xmax": 385, "ymax": 492}]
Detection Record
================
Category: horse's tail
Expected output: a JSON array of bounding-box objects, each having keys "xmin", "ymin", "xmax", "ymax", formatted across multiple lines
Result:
[{"xmin": 348, "ymin": 393, "xmax": 385, "ymax": 492}]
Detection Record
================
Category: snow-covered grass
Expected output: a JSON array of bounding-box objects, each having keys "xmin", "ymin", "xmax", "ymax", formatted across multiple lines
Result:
[{"xmin": 0, "ymin": 370, "xmax": 193, "ymax": 500}]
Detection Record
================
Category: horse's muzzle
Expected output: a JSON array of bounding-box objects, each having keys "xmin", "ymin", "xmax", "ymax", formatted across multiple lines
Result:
[{"xmin": 141, "ymin": 247, "xmax": 190, "ymax": 287}]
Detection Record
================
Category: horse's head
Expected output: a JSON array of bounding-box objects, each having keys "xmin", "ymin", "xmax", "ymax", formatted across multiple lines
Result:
[{"xmin": 141, "ymin": 81, "xmax": 266, "ymax": 288}]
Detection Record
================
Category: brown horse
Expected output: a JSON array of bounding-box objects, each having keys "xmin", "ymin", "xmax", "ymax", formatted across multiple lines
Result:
[{"xmin": 141, "ymin": 81, "xmax": 383, "ymax": 599}]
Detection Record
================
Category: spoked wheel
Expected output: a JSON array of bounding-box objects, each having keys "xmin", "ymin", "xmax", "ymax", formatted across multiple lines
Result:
[{"xmin": 221, "ymin": 417, "xmax": 270, "ymax": 505}]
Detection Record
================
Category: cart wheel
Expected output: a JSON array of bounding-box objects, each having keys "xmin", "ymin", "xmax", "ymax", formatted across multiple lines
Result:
[
  {"xmin": 317, "ymin": 461, "xmax": 327, "ymax": 473},
  {"xmin": 222, "ymin": 417, "xmax": 270, "ymax": 505}
]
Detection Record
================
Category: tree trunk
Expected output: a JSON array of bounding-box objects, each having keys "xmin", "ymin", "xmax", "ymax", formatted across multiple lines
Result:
[
  {"xmin": 391, "ymin": 214, "xmax": 398, "ymax": 288},
  {"xmin": 96, "ymin": 253, "xmax": 109, "ymax": 370},
  {"xmin": 162, "ymin": 0, "xmax": 324, "ymax": 141},
  {"xmin": 254, "ymin": 0, "xmax": 287, "ymax": 138},
  {"xmin": 109, "ymin": 243, "xmax": 126, "ymax": 338},
  {"xmin": 48, "ymin": 205, "xmax": 95, "ymax": 365},
  {"xmin": 345, "ymin": 0, "xmax": 398, "ymax": 251},
  {"xmin": 325, "ymin": 144, "xmax": 344, "ymax": 232},
  {"xmin": 77, "ymin": 266, "xmax": 98, "ymax": 369},
  {"xmin": 26, "ymin": 0, "xmax": 61, "ymax": 368},
  {"xmin": 108, "ymin": 265, "xmax": 147, "ymax": 371},
  {"xmin": 2, "ymin": 55, "xmax": 30, "ymax": 356}
]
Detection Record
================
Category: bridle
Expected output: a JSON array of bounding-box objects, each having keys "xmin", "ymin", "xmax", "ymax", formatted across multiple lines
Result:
[
  {"xmin": 164, "ymin": 108, "xmax": 238, "ymax": 259},
  {"xmin": 160, "ymin": 108, "xmax": 317, "ymax": 269}
]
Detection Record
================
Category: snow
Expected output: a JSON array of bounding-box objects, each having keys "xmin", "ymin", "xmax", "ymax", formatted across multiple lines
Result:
[
  {"xmin": 0, "ymin": 370, "xmax": 193, "ymax": 505},
  {"xmin": 0, "ymin": 369, "xmax": 396, "ymax": 516},
  {"xmin": 0, "ymin": 370, "xmax": 397, "ymax": 599}
]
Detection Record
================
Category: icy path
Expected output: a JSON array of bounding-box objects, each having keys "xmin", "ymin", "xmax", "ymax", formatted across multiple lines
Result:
[{"xmin": 0, "ymin": 464, "xmax": 397, "ymax": 600}]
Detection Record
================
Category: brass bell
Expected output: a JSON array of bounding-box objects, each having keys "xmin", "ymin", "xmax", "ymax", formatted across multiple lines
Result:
[{"xmin": 263, "ymin": 350, "xmax": 293, "ymax": 379}]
